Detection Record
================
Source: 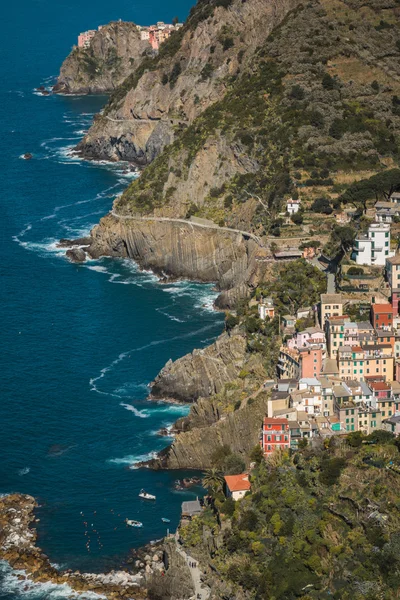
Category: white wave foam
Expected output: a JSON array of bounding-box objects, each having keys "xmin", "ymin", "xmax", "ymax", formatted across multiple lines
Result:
[
  {"xmin": 18, "ymin": 467, "xmax": 30, "ymax": 476},
  {"xmin": 86, "ymin": 265, "xmax": 109, "ymax": 274},
  {"xmin": 120, "ymin": 403, "xmax": 149, "ymax": 418},
  {"xmin": 0, "ymin": 561, "xmax": 105, "ymax": 599},
  {"xmin": 108, "ymin": 450, "xmax": 157, "ymax": 466}
]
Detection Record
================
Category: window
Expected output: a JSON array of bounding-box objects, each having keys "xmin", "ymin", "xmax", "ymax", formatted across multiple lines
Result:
[
  {"xmin": 275, "ymin": 435, "xmax": 281, "ymax": 442},
  {"xmin": 267, "ymin": 445, "xmax": 271, "ymax": 451},
  {"xmin": 267, "ymin": 435, "xmax": 271, "ymax": 441},
  {"xmin": 284, "ymin": 435, "xmax": 288, "ymax": 441}
]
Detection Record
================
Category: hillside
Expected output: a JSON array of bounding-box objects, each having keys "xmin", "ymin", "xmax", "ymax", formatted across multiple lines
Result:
[
  {"xmin": 180, "ymin": 434, "xmax": 400, "ymax": 599},
  {"xmin": 76, "ymin": 0, "xmax": 400, "ymax": 236},
  {"xmin": 76, "ymin": 0, "xmax": 299, "ymax": 163},
  {"xmin": 53, "ymin": 21, "xmax": 153, "ymax": 94}
]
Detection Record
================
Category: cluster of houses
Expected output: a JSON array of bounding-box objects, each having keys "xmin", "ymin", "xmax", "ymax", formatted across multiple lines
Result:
[
  {"xmin": 136, "ymin": 22, "xmax": 183, "ymax": 50},
  {"xmin": 77, "ymin": 21, "xmax": 183, "ymax": 51},
  {"xmin": 259, "ymin": 279, "xmax": 400, "ymax": 454}
]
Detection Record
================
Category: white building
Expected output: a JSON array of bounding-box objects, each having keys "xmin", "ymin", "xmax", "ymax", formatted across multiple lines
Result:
[
  {"xmin": 258, "ymin": 297, "xmax": 275, "ymax": 320},
  {"xmin": 354, "ymin": 223, "xmax": 394, "ymax": 266},
  {"xmin": 287, "ymin": 198, "xmax": 300, "ymax": 214},
  {"xmin": 224, "ymin": 474, "xmax": 251, "ymax": 501}
]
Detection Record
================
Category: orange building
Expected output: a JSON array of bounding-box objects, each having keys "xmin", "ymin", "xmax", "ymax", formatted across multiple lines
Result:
[{"xmin": 371, "ymin": 303, "xmax": 394, "ymax": 329}]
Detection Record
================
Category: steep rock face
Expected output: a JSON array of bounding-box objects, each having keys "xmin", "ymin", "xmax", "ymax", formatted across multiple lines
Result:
[
  {"xmin": 77, "ymin": 0, "xmax": 300, "ymax": 162},
  {"xmin": 87, "ymin": 214, "xmax": 271, "ymax": 306},
  {"xmin": 53, "ymin": 22, "xmax": 152, "ymax": 95},
  {"xmin": 151, "ymin": 330, "xmax": 247, "ymax": 402},
  {"xmin": 156, "ymin": 394, "xmax": 269, "ymax": 470}
]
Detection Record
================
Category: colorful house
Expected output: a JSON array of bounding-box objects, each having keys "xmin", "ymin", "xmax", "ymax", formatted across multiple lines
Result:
[
  {"xmin": 262, "ymin": 418, "xmax": 291, "ymax": 456},
  {"xmin": 371, "ymin": 303, "xmax": 394, "ymax": 329},
  {"xmin": 224, "ymin": 474, "xmax": 251, "ymax": 501}
]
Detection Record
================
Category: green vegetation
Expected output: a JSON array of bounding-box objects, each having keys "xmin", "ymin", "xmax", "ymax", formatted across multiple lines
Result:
[
  {"xmin": 182, "ymin": 436, "xmax": 400, "ymax": 599},
  {"xmin": 259, "ymin": 260, "xmax": 326, "ymax": 316}
]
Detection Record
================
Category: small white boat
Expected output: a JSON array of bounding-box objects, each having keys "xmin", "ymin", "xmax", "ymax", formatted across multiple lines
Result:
[
  {"xmin": 139, "ymin": 489, "xmax": 156, "ymax": 501},
  {"xmin": 126, "ymin": 519, "xmax": 143, "ymax": 528},
  {"xmin": 161, "ymin": 517, "xmax": 170, "ymax": 523}
]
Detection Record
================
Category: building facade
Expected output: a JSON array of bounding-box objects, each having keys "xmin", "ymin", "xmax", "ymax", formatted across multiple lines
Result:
[
  {"xmin": 354, "ymin": 223, "xmax": 394, "ymax": 266},
  {"xmin": 262, "ymin": 418, "xmax": 291, "ymax": 456}
]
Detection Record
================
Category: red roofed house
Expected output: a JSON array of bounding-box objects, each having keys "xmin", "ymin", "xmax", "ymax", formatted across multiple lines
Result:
[
  {"xmin": 262, "ymin": 418, "xmax": 291, "ymax": 456},
  {"xmin": 224, "ymin": 474, "xmax": 251, "ymax": 501},
  {"xmin": 371, "ymin": 303, "xmax": 394, "ymax": 329}
]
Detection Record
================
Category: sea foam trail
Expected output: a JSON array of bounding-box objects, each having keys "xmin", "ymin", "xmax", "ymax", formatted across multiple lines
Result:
[
  {"xmin": 120, "ymin": 403, "xmax": 149, "ymax": 418},
  {"xmin": 18, "ymin": 467, "xmax": 30, "ymax": 476},
  {"xmin": 89, "ymin": 322, "xmax": 221, "ymax": 399}
]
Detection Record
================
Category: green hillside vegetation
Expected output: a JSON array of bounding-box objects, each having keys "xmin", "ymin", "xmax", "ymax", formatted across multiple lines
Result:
[
  {"xmin": 181, "ymin": 434, "xmax": 400, "ymax": 599},
  {"xmin": 115, "ymin": 0, "xmax": 400, "ymax": 234}
]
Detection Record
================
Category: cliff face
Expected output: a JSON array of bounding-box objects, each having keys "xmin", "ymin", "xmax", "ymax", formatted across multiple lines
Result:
[
  {"xmin": 87, "ymin": 213, "xmax": 272, "ymax": 307},
  {"xmin": 151, "ymin": 330, "xmax": 247, "ymax": 402},
  {"xmin": 157, "ymin": 394, "xmax": 269, "ymax": 470},
  {"xmin": 78, "ymin": 0, "xmax": 400, "ymax": 233},
  {"xmin": 53, "ymin": 22, "xmax": 152, "ymax": 95},
  {"xmin": 76, "ymin": 0, "xmax": 300, "ymax": 163}
]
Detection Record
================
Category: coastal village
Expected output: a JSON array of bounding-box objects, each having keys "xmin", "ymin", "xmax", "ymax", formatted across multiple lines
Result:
[
  {"xmin": 78, "ymin": 20, "xmax": 183, "ymax": 51},
  {"xmin": 255, "ymin": 189, "xmax": 400, "ymax": 455}
]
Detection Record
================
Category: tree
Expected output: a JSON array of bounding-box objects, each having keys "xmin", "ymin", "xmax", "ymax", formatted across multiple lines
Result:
[
  {"xmin": 322, "ymin": 72, "xmax": 337, "ymax": 90},
  {"xmin": 339, "ymin": 169, "xmax": 400, "ymax": 213},
  {"xmin": 224, "ymin": 453, "xmax": 246, "ymax": 475},
  {"xmin": 291, "ymin": 212, "xmax": 303, "ymax": 225},
  {"xmin": 290, "ymin": 85, "xmax": 305, "ymax": 100},
  {"xmin": 225, "ymin": 313, "xmax": 239, "ymax": 331},
  {"xmin": 310, "ymin": 197, "xmax": 332, "ymax": 214},
  {"xmin": 203, "ymin": 468, "xmax": 224, "ymax": 493},
  {"xmin": 250, "ymin": 444, "xmax": 264, "ymax": 465},
  {"xmin": 172, "ymin": 16, "xmax": 179, "ymax": 25}
]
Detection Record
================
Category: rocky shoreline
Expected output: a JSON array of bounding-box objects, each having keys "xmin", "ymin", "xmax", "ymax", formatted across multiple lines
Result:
[{"xmin": 0, "ymin": 494, "xmax": 196, "ymax": 600}]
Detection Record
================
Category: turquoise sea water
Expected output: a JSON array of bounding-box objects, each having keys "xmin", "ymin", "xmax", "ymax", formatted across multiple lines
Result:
[{"xmin": 0, "ymin": 0, "xmax": 223, "ymax": 595}]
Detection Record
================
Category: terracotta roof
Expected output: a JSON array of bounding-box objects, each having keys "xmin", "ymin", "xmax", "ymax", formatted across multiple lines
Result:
[
  {"xmin": 372, "ymin": 304, "xmax": 393, "ymax": 313},
  {"xmin": 224, "ymin": 474, "xmax": 251, "ymax": 492},
  {"xmin": 351, "ymin": 345, "xmax": 363, "ymax": 352},
  {"xmin": 369, "ymin": 382, "xmax": 390, "ymax": 391},
  {"xmin": 263, "ymin": 417, "xmax": 289, "ymax": 425}
]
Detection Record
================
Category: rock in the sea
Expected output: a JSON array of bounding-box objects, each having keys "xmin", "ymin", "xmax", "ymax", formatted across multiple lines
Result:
[
  {"xmin": 66, "ymin": 248, "xmax": 86, "ymax": 263},
  {"xmin": 151, "ymin": 329, "xmax": 248, "ymax": 402},
  {"xmin": 23, "ymin": 153, "xmax": 33, "ymax": 160},
  {"xmin": 57, "ymin": 237, "xmax": 91, "ymax": 248}
]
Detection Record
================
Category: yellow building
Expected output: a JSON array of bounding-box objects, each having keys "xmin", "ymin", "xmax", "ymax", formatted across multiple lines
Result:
[
  {"xmin": 320, "ymin": 293, "xmax": 343, "ymax": 324},
  {"xmin": 338, "ymin": 344, "xmax": 394, "ymax": 382}
]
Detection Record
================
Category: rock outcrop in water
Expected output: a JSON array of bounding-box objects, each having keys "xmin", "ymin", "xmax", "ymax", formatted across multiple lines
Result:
[
  {"xmin": 151, "ymin": 329, "xmax": 247, "ymax": 402},
  {"xmin": 53, "ymin": 22, "xmax": 152, "ymax": 95},
  {"xmin": 84, "ymin": 213, "xmax": 272, "ymax": 308}
]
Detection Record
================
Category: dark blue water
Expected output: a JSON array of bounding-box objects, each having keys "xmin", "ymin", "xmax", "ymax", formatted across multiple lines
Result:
[{"xmin": 0, "ymin": 0, "xmax": 222, "ymax": 594}]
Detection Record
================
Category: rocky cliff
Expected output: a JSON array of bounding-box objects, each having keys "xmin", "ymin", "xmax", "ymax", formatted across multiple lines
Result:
[
  {"xmin": 156, "ymin": 392, "xmax": 269, "ymax": 470},
  {"xmin": 85, "ymin": 213, "xmax": 272, "ymax": 307},
  {"xmin": 77, "ymin": 0, "xmax": 400, "ymax": 232},
  {"xmin": 151, "ymin": 329, "xmax": 248, "ymax": 402},
  {"xmin": 76, "ymin": 0, "xmax": 300, "ymax": 163},
  {"xmin": 53, "ymin": 22, "xmax": 152, "ymax": 95}
]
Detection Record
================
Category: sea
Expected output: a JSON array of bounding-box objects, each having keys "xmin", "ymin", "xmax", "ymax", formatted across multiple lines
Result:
[{"xmin": 0, "ymin": 0, "xmax": 224, "ymax": 596}]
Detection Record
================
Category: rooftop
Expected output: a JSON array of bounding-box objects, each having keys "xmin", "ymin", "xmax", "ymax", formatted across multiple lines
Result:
[
  {"xmin": 321, "ymin": 294, "xmax": 342, "ymax": 304},
  {"xmin": 181, "ymin": 500, "xmax": 202, "ymax": 517},
  {"xmin": 386, "ymin": 254, "xmax": 400, "ymax": 265},
  {"xmin": 369, "ymin": 381, "xmax": 390, "ymax": 391},
  {"xmin": 224, "ymin": 474, "xmax": 251, "ymax": 492},
  {"xmin": 371, "ymin": 304, "xmax": 393, "ymax": 313},
  {"xmin": 263, "ymin": 417, "xmax": 289, "ymax": 425}
]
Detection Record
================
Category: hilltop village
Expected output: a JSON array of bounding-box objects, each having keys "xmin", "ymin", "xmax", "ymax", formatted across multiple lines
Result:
[{"xmin": 78, "ymin": 21, "xmax": 183, "ymax": 51}]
